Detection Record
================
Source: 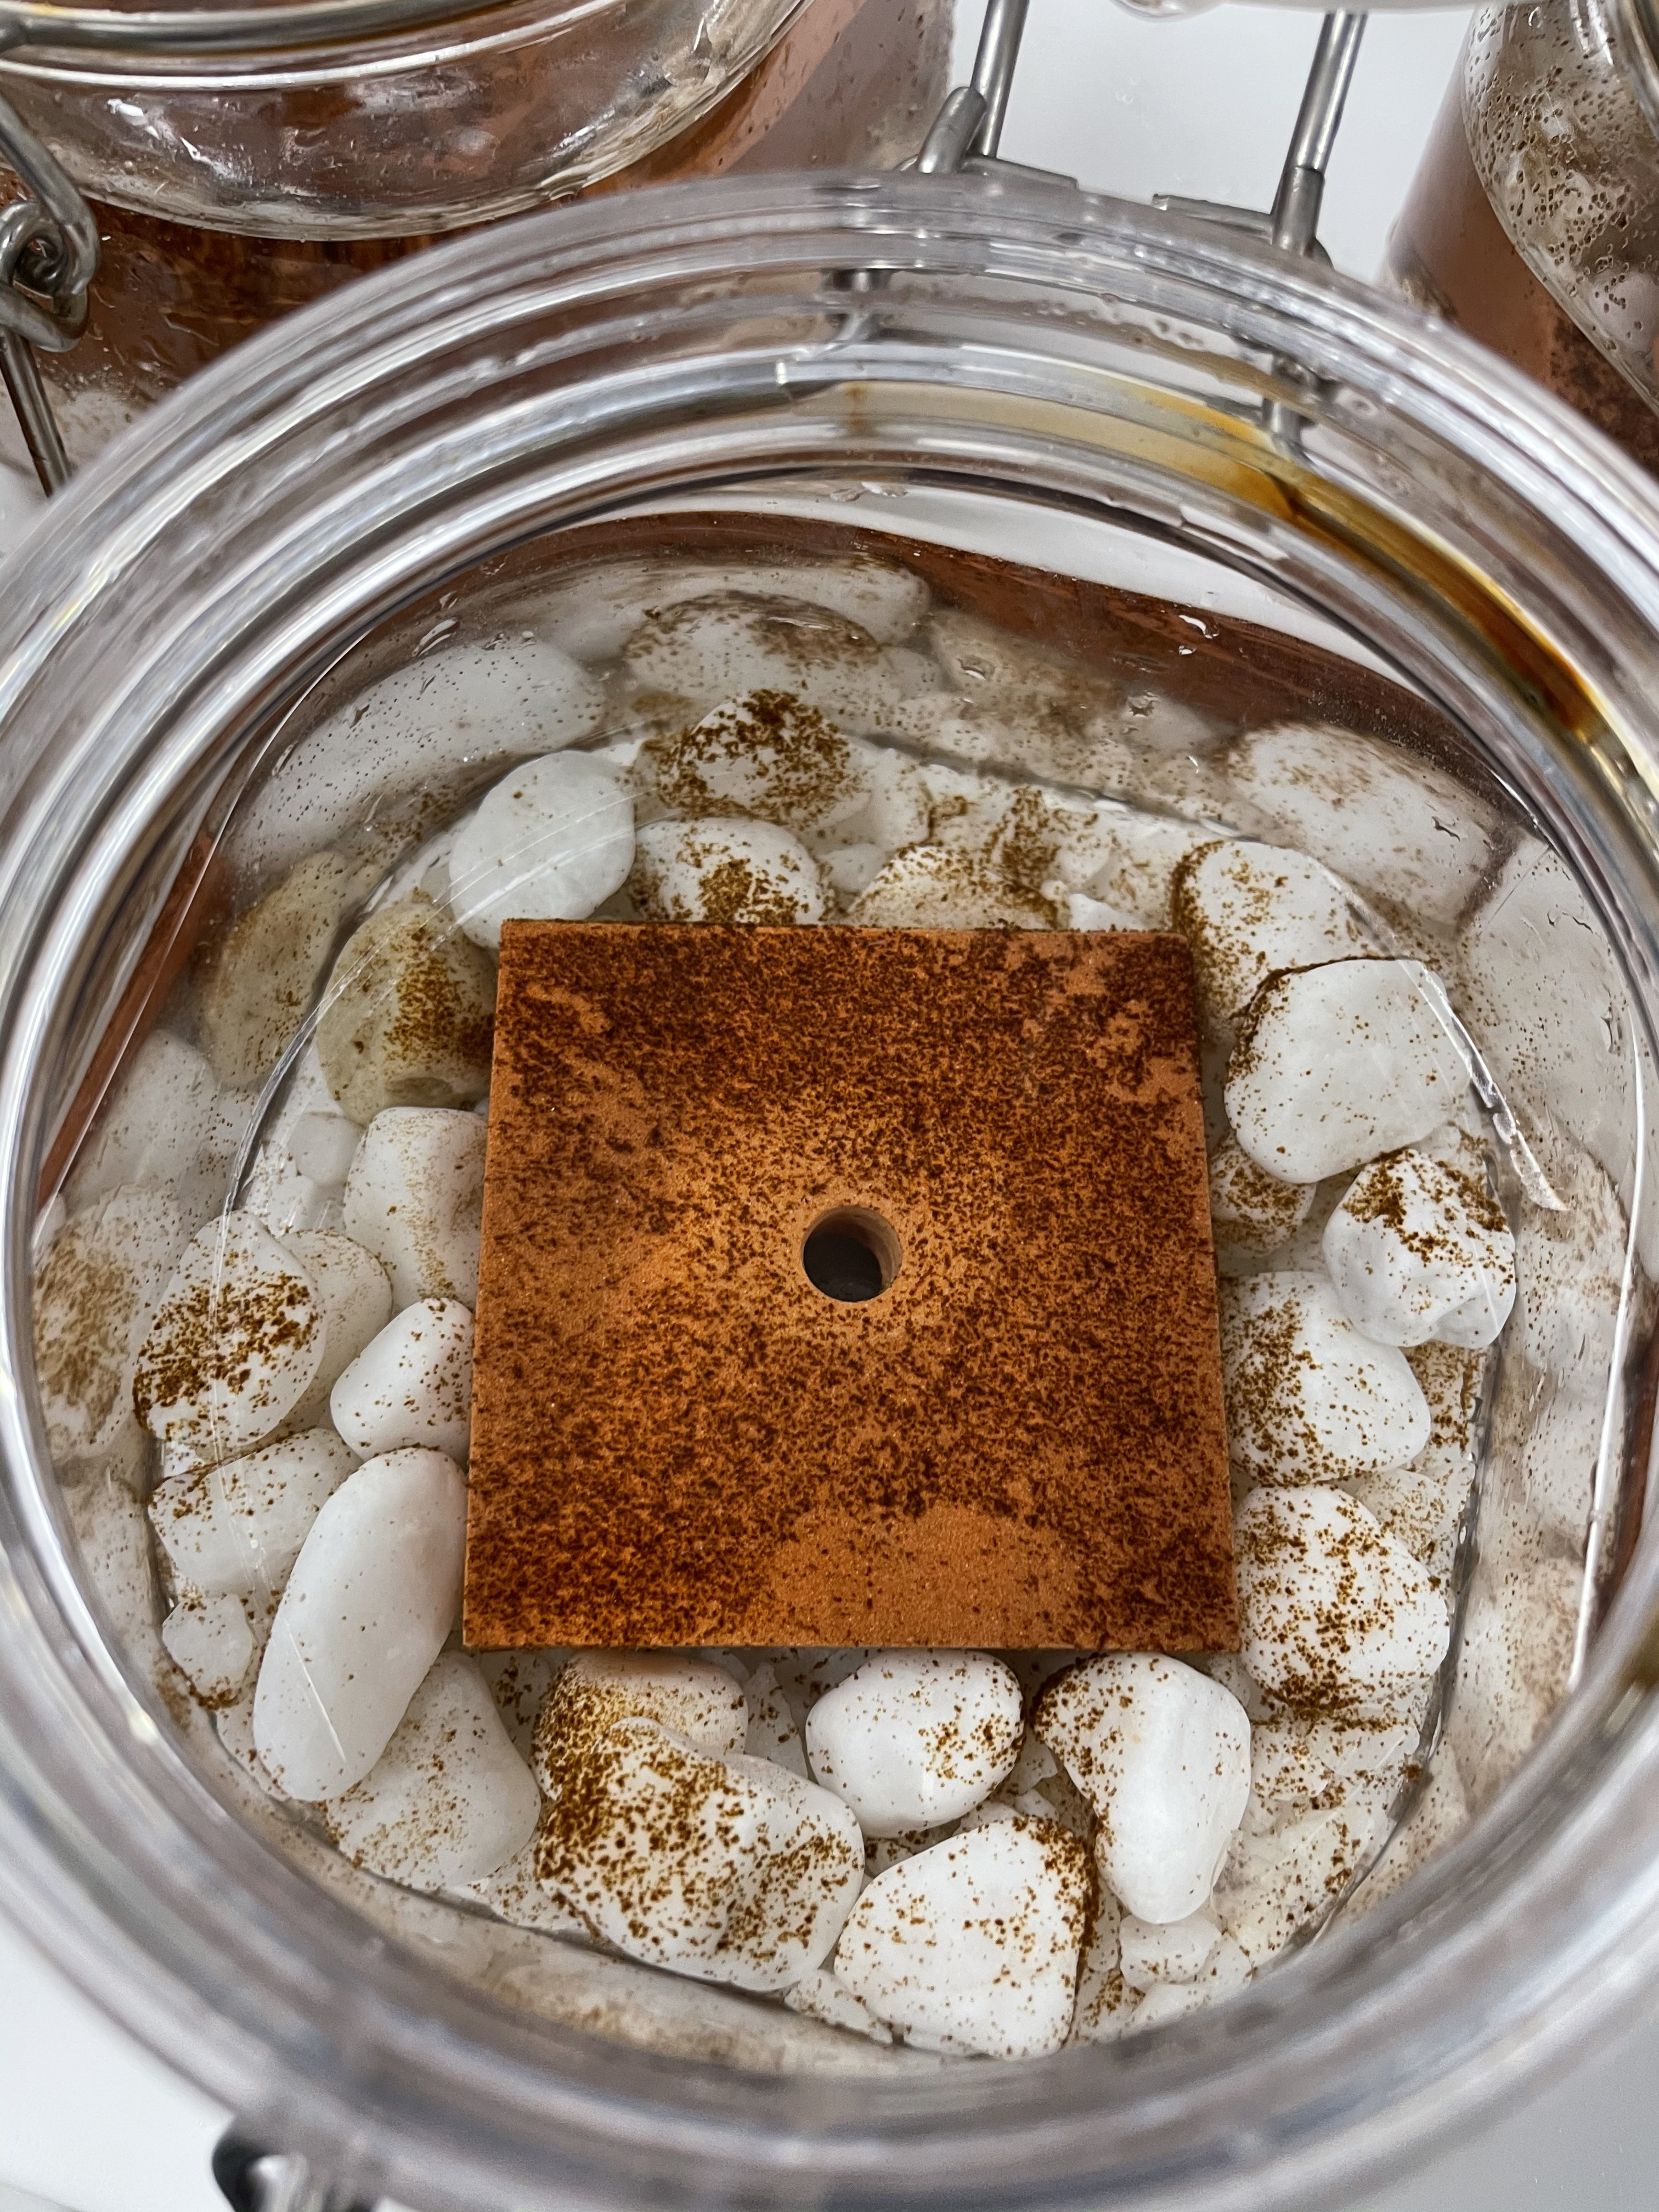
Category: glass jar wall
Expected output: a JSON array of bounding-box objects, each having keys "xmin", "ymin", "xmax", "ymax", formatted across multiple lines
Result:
[
  {"xmin": 0, "ymin": 0, "xmax": 952, "ymax": 465},
  {"xmin": 6, "ymin": 174, "xmax": 1659, "ymax": 2211},
  {"xmin": 1384, "ymin": 0, "xmax": 1659, "ymax": 473}
]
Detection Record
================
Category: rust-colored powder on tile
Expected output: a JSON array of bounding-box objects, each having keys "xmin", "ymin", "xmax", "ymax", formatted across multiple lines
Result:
[{"xmin": 464, "ymin": 923, "xmax": 1237, "ymax": 1651}]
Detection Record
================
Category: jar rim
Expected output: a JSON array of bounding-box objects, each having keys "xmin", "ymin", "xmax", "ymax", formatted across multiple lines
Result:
[
  {"xmin": 0, "ymin": 0, "xmax": 666, "ymax": 80},
  {"xmin": 6, "ymin": 171, "xmax": 1659, "ymax": 2211}
]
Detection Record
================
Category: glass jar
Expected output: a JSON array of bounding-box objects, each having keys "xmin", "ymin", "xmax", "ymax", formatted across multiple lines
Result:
[
  {"xmin": 1384, "ymin": 0, "xmax": 1659, "ymax": 472},
  {"xmin": 0, "ymin": 0, "xmax": 952, "ymax": 462},
  {"xmin": 5, "ymin": 173, "xmax": 1659, "ymax": 2209}
]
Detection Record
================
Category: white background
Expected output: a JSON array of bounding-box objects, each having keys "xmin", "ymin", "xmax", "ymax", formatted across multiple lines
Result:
[{"xmin": 8, "ymin": 7, "xmax": 1659, "ymax": 2209}]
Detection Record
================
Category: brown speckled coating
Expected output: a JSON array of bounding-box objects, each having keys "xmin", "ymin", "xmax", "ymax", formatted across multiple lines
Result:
[{"xmin": 464, "ymin": 923, "xmax": 1237, "ymax": 1650}]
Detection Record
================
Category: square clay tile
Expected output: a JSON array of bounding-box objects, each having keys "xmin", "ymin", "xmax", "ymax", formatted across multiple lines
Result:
[{"xmin": 464, "ymin": 923, "xmax": 1237, "ymax": 1651}]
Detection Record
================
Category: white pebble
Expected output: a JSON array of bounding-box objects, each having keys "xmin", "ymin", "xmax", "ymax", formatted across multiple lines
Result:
[
  {"xmin": 1064, "ymin": 889, "xmax": 1142, "ymax": 932},
  {"xmin": 621, "ymin": 591, "xmax": 929, "ymax": 725},
  {"xmin": 66, "ymin": 1032, "xmax": 228, "ymax": 1224},
  {"xmin": 1235, "ymin": 1485, "xmax": 1450, "ymax": 1713},
  {"xmin": 341, "ymin": 1108, "xmax": 486, "ymax": 1306},
  {"xmin": 539, "ymin": 557, "xmax": 930, "ymax": 661},
  {"xmin": 1444, "ymin": 1558, "xmax": 1579, "ymax": 1809},
  {"xmin": 743, "ymin": 1661, "xmax": 810, "ymax": 1780},
  {"xmin": 1172, "ymin": 839, "xmax": 1370, "ymax": 1025},
  {"xmin": 805, "ymin": 1650, "xmax": 1023, "ymax": 1837},
  {"xmin": 1214, "ymin": 1807, "xmax": 1386, "ymax": 1965},
  {"xmin": 783, "ymin": 1967, "xmax": 893, "ymax": 2044},
  {"xmin": 638, "ymin": 693, "xmax": 865, "ymax": 833},
  {"xmin": 283, "ymin": 1229, "xmax": 393, "ymax": 1426},
  {"xmin": 1349, "ymin": 1756, "xmax": 1469, "ymax": 1918},
  {"xmin": 1118, "ymin": 1909, "xmax": 1221, "ymax": 1992},
  {"xmin": 161, "ymin": 1589, "xmax": 254, "ymax": 1705},
  {"xmin": 1127, "ymin": 1936, "xmax": 1252, "ymax": 2028},
  {"xmin": 1053, "ymin": 804, "xmax": 1214, "ymax": 927},
  {"xmin": 1226, "ymin": 960, "xmax": 1470, "ymax": 1183},
  {"xmin": 315, "ymin": 891, "xmax": 498, "ymax": 1123},
  {"xmin": 1070, "ymin": 1890, "xmax": 1135, "ymax": 2044},
  {"xmin": 225, "ymin": 635, "xmax": 605, "ymax": 882},
  {"xmin": 1457, "ymin": 838, "xmax": 1656, "ymax": 1271},
  {"xmin": 1244, "ymin": 1713, "xmax": 1417, "ymax": 1837},
  {"xmin": 1036, "ymin": 1657, "xmax": 1250, "ymax": 1923},
  {"xmin": 448, "ymin": 753, "xmax": 634, "ymax": 952},
  {"xmin": 133, "ymin": 1212, "xmax": 324, "ymax": 1461},
  {"xmin": 239, "ymin": 1042, "xmax": 356, "ymax": 1239},
  {"xmin": 985, "ymin": 1730, "xmax": 1094, "ymax": 1837},
  {"xmin": 1207, "ymin": 1141, "xmax": 1316, "ymax": 1257},
  {"xmin": 820, "ymin": 843, "xmax": 888, "ymax": 900},
  {"xmin": 630, "ymin": 817, "xmax": 825, "ymax": 925},
  {"xmin": 323, "ymin": 1651, "xmax": 538, "ymax": 1892},
  {"xmin": 536, "ymin": 1708, "xmax": 864, "ymax": 1991},
  {"xmin": 1518, "ymin": 1389, "xmax": 1603, "ymax": 1551},
  {"xmin": 1510, "ymin": 1147, "xmax": 1626, "ymax": 1383},
  {"xmin": 33, "ymin": 1185, "xmax": 185, "ymax": 1466},
  {"xmin": 834, "ymin": 1819, "xmax": 1091, "ymax": 2058},
  {"xmin": 1220, "ymin": 1271, "xmax": 1431, "ymax": 1483},
  {"xmin": 1226, "ymin": 724, "xmax": 1496, "ymax": 926},
  {"xmin": 531, "ymin": 1651, "xmax": 749, "ymax": 1776},
  {"xmin": 848, "ymin": 843, "xmax": 1048, "ymax": 930},
  {"xmin": 463, "ymin": 1838, "xmax": 587, "ymax": 1935},
  {"xmin": 287, "ymin": 1110, "xmax": 362, "ymax": 1188},
  {"xmin": 330, "ymin": 1298, "xmax": 473, "ymax": 1461},
  {"xmin": 252, "ymin": 1447, "xmax": 467, "ymax": 1798},
  {"xmin": 824, "ymin": 736, "xmax": 933, "ymax": 850},
  {"xmin": 1323, "ymin": 1148, "xmax": 1515, "ymax": 1349},
  {"xmin": 477, "ymin": 1646, "xmax": 567, "ymax": 1754},
  {"xmin": 148, "ymin": 1427, "xmax": 357, "ymax": 1596},
  {"xmin": 200, "ymin": 853, "xmax": 353, "ymax": 1091},
  {"xmin": 66, "ymin": 1469, "xmax": 163, "ymax": 1666}
]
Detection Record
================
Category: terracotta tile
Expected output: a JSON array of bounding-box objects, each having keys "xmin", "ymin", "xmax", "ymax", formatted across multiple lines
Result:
[{"xmin": 465, "ymin": 922, "xmax": 1236, "ymax": 1650}]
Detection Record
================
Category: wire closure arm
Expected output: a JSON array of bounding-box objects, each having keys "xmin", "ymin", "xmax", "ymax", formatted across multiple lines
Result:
[
  {"xmin": 1271, "ymin": 12, "xmax": 1365, "ymax": 256},
  {"xmin": 917, "ymin": 0, "xmax": 1047, "ymax": 177},
  {"xmin": 1154, "ymin": 10, "xmax": 1367, "ymax": 266}
]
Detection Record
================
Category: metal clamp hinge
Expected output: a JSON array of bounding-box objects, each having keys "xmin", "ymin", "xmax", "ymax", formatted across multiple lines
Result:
[
  {"xmin": 0, "ymin": 40, "xmax": 99, "ymax": 494},
  {"xmin": 913, "ymin": 1, "xmax": 1365, "ymax": 256}
]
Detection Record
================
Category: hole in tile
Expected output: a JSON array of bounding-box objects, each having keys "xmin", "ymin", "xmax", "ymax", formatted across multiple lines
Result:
[{"xmin": 802, "ymin": 1207, "xmax": 901, "ymax": 1303}]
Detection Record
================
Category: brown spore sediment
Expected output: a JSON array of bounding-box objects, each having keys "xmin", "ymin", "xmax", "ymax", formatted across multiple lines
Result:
[{"xmin": 465, "ymin": 921, "xmax": 1237, "ymax": 1651}]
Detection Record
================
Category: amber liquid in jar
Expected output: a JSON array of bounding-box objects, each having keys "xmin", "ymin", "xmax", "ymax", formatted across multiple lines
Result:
[
  {"xmin": 27, "ymin": 0, "xmax": 950, "ymax": 464},
  {"xmin": 1384, "ymin": 71, "xmax": 1659, "ymax": 476}
]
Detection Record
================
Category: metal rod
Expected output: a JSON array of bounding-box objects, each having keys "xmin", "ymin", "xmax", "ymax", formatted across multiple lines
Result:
[
  {"xmin": 966, "ymin": 0, "xmax": 1030, "ymax": 160},
  {"xmin": 1271, "ymin": 11, "xmax": 1365, "ymax": 257},
  {"xmin": 917, "ymin": 83, "xmax": 988, "ymax": 174},
  {"xmin": 0, "ymin": 325, "xmax": 66, "ymax": 490},
  {"xmin": 0, "ymin": 90, "xmax": 96, "ymax": 298}
]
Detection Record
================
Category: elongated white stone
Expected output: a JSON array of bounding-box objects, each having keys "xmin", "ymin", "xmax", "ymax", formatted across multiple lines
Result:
[
  {"xmin": 1220, "ymin": 1270, "xmax": 1431, "ymax": 1484},
  {"xmin": 35, "ymin": 1185, "xmax": 185, "ymax": 1466},
  {"xmin": 330, "ymin": 1297, "xmax": 473, "ymax": 1462},
  {"xmin": 1172, "ymin": 839, "xmax": 1370, "ymax": 1024},
  {"xmin": 1323, "ymin": 1147, "xmax": 1515, "ymax": 1349},
  {"xmin": 149, "ymin": 1426, "xmax": 356, "ymax": 1596},
  {"xmin": 1235, "ymin": 1485, "xmax": 1449, "ymax": 1714},
  {"xmin": 341, "ymin": 1108, "xmax": 486, "ymax": 1307},
  {"xmin": 252, "ymin": 1447, "xmax": 466, "ymax": 1798},
  {"xmin": 449, "ymin": 753, "xmax": 634, "ymax": 952}
]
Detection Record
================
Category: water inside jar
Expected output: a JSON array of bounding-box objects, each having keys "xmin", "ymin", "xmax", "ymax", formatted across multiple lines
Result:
[{"xmin": 32, "ymin": 521, "xmax": 1646, "ymax": 2065}]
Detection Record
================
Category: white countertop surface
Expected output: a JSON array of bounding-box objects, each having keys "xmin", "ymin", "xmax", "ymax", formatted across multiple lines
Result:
[{"xmin": 9, "ymin": 8, "xmax": 1659, "ymax": 2208}]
